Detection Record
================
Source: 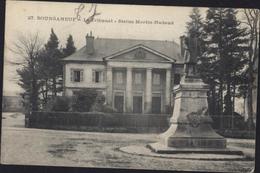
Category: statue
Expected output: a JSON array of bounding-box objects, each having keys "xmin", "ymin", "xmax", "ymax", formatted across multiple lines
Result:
[
  {"xmin": 183, "ymin": 31, "xmax": 200, "ymax": 79},
  {"xmin": 147, "ymin": 30, "xmax": 234, "ymax": 155}
]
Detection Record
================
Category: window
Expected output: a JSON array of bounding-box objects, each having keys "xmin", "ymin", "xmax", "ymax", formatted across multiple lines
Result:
[
  {"xmin": 92, "ymin": 70, "xmax": 103, "ymax": 83},
  {"xmin": 134, "ymin": 72, "xmax": 142, "ymax": 84},
  {"xmin": 116, "ymin": 71, "xmax": 123, "ymax": 84},
  {"xmin": 153, "ymin": 73, "xmax": 161, "ymax": 85},
  {"xmin": 71, "ymin": 69, "xmax": 83, "ymax": 82}
]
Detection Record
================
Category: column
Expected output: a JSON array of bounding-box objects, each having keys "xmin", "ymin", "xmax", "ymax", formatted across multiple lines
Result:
[
  {"xmin": 126, "ymin": 67, "xmax": 133, "ymax": 112},
  {"xmin": 106, "ymin": 66, "xmax": 113, "ymax": 106},
  {"xmin": 145, "ymin": 68, "xmax": 152, "ymax": 113},
  {"xmin": 165, "ymin": 68, "xmax": 171, "ymax": 113}
]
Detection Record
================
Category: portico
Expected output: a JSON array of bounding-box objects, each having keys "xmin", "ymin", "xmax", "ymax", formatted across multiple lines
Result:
[{"xmin": 106, "ymin": 60, "xmax": 173, "ymax": 114}]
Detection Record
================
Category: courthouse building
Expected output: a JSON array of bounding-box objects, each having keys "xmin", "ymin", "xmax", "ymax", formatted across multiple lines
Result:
[{"xmin": 62, "ymin": 32, "xmax": 185, "ymax": 114}]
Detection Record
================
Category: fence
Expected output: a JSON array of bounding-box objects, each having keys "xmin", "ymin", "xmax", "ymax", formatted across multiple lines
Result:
[
  {"xmin": 210, "ymin": 114, "xmax": 255, "ymax": 139},
  {"xmin": 27, "ymin": 111, "xmax": 171, "ymax": 133},
  {"xmin": 26, "ymin": 111, "xmax": 255, "ymax": 138}
]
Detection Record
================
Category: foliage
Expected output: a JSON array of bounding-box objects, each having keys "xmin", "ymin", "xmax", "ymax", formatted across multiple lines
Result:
[
  {"xmin": 101, "ymin": 105, "xmax": 117, "ymax": 113},
  {"xmin": 72, "ymin": 89, "xmax": 99, "ymax": 112},
  {"xmin": 38, "ymin": 28, "xmax": 63, "ymax": 98},
  {"xmin": 90, "ymin": 94, "xmax": 117, "ymax": 113},
  {"xmin": 198, "ymin": 8, "xmax": 249, "ymax": 117},
  {"xmin": 10, "ymin": 33, "xmax": 44, "ymax": 111},
  {"xmin": 240, "ymin": 9, "xmax": 259, "ymax": 130},
  {"xmin": 17, "ymin": 67, "xmax": 42, "ymax": 111},
  {"xmin": 90, "ymin": 94, "xmax": 105, "ymax": 112},
  {"xmin": 12, "ymin": 30, "xmax": 77, "ymax": 112},
  {"xmin": 44, "ymin": 96, "xmax": 71, "ymax": 112},
  {"xmin": 62, "ymin": 34, "xmax": 76, "ymax": 57},
  {"xmin": 37, "ymin": 30, "xmax": 77, "ymax": 108}
]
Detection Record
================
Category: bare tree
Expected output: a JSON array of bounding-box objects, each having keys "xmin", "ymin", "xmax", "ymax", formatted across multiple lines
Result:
[
  {"xmin": 9, "ymin": 32, "xmax": 44, "ymax": 111},
  {"xmin": 243, "ymin": 9, "xmax": 259, "ymax": 129}
]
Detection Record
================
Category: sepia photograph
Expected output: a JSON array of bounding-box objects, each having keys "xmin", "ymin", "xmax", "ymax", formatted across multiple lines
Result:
[{"xmin": 1, "ymin": 0, "xmax": 259, "ymax": 172}]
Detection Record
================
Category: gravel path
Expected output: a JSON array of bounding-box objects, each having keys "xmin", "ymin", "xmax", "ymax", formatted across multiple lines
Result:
[{"xmin": 1, "ymin": 112, "xmax": 255, "ymax": 172}]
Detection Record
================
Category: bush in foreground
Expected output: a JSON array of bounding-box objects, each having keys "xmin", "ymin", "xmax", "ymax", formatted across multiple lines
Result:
[
  {"xmin": 72, "ymin": 89, "xmax": 98, "ymax": 112},
  {"xmin": 45, "ymin": 96, "xmax": 71, "ymax": 112}
]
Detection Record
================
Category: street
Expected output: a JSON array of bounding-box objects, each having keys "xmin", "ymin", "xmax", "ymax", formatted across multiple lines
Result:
[{"xmin": 1, "ymin": 112, "xmax": 255, "ymax": 172}]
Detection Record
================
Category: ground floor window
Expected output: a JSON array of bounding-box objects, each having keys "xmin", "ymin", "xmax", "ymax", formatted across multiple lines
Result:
[
  {"xmin": 152, "ymin": 95, "xmax": 161, "ymax": 113},
  {"xmin": 114, "ymin": 92, "xmax": 124, "ymax": 112},
  {"xmin": 133, "ymin": 95, "xmax": 143, "ymax": 113}
]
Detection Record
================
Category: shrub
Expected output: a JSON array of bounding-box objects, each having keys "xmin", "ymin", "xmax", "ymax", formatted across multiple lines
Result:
[
  {"xmin": 90, "ymin": 94, "xmax": 117, "ymax": 113},
  {"xmin": 72, "ymin": 89, "xmax": 98, "ymax": 112},
  {"xmin": 90, "ymin": 94, "xmax": 106, "ymax": 112},
  {"xmin": 45, "ymin": 96, "xmax": 71, "ymax": 112},
  {"xmin": 101, "ymin": 104, "xmax": 117, "ymax": 113}
]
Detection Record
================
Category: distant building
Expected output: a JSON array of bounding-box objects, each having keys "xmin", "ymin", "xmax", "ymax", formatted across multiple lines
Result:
[{"xmin": 61, "ymin": 32, "xmax": 186, "ymax": 114}]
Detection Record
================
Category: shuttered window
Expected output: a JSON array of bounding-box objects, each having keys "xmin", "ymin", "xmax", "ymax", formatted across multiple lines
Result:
[
  {"xmin": 70, "ymin": 69, "xmax": 83, "ymax": 82},
  {"xmin": 92, "ymin": 70, "xmax": 103, "ymax": 83}
]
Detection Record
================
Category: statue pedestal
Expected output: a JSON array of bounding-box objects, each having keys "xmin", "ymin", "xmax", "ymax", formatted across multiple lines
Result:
[{"xmin": 148, "ymin": 78, "xmax": 241, "ymax": 154}]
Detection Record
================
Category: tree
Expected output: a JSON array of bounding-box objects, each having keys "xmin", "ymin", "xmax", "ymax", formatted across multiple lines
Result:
[
  {"xmin": 62, "ymin": 34, "xmax": 76, "ymax": 57},
  {"xmin": 200, "ymin": 8, "xmax": 249, "ymax": 128},
  {"xmin": 72, "ymin": 89, "xmax": 99, "ymax": 112},
  {"xmin": 241, "ymin": 9, "xmax": 259, "ymax": 130},
  {"xmin": 9, "ymin": 33, "xmax": 43, "ymax": 111},
  {"xmin": 186, "ymin": 8, "xmax": 218, "ymax": 117},
  {"xmin": 186, "ymin": 7, "xmax": 204, "ymax": 41},
  {"xmin": 221, "ymin": 9, "xmax": 249, "ymax": 116},
  {"xmin": 40, "ymin": 28, "xmax": 63, "ymax": 97}
]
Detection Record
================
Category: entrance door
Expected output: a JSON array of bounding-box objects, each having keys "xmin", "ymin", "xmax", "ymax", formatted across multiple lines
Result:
[
  {"xmin": 114, "ymin": 95, "xmax": 124, "ymax": 112},
  {"xmin": 133, "ymin": 96, "xmax": 142, "ymax": 113},
  {"xmin": 152, "ymin": 96, "xmax": 161, "ymax": 114}
]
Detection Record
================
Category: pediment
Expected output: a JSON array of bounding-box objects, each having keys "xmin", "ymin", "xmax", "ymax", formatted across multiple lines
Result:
[{"xmin": 104, "ymin": 45, "xmax": 175, "ymax": 62}]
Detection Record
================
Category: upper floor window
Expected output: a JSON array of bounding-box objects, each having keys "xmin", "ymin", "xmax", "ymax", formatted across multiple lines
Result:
[
  {"xmin": 92, "ymin": 70, "xmax": 103, "ymax": 83},
  {"xmin": 70, "ymin": 69, "xmax": 83, "ymax": 82},
  {"xmin": 116, "ymin": 71, "xmax": 123, "ymax": 84},
  {"xmin": 134, "ymin": 72, "xmax": 142, "ymax": 84},
  {"xmin": 153, "ymin": 73, "xmax": 161, "ymax": 85}
]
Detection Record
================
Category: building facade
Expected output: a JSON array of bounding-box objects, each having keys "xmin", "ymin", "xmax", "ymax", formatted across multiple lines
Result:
[{"xmin": 62, "ymin": 33, "xmax": 185, "ymax": 114}]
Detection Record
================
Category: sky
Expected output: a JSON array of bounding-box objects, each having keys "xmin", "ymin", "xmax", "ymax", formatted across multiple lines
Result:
[
  {"xmin": 4, "ymin": 0, "xmax": 204, "ymax": 96},
  {"xmin": 3, "ymin": 0, "xmax": 249, "ymax": 97}
]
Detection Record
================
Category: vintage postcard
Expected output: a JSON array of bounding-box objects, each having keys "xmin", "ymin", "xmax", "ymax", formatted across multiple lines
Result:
[{"xmin": 1, "ymin": 0, "xmax": 259, "ymax": 172}]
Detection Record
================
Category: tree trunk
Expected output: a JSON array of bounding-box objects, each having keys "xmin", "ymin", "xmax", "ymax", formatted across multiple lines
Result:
[
  {"xmin": 226, "ymin": 79, "xmax": 232, "ymax": 116},
  {"xmin": 52, "ymin": 77, "xmax": 57, "ymax": 96},
  {"xmin": 211, "ymin": 85, "xmax": 216, "ymax": 115},
  {"xmin": 219, "ymin": 80, "xmax": 224, "ymax": 129},
  {"xmin": 31, "ymin": 77, "xmax": 38, "ymax": 111},
  {"xmin": 247, "ymin": 64, "xmax": 255, "ymax": 130},
  {"xmin": 232, "ymin": 78, "xmax": 236, "ymax": 129},
  {"xmin": 45, "ymin": 79, "xmax": 48, "ymax": 101}
]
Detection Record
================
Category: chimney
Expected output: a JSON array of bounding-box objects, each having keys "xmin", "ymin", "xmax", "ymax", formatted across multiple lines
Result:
[
  {"xmin": 86, "ymin": 31, "xmax": 94, "ymax": 55},
  {"xmin": 180, "ymin": 35, "xmax": 185, "ymax": 57}
]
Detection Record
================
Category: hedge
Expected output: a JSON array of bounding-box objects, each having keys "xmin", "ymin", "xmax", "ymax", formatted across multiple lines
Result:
[{"xmin": 27, "ymin": 111, "xmax": 171, "ymax": 133}]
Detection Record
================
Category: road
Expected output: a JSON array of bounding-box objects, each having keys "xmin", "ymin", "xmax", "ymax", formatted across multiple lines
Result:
[{"xmin": 1, "ymin": 112, "xmax": 255, "ymax": 172}]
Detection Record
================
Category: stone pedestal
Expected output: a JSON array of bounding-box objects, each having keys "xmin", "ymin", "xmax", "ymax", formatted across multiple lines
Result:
[{"xmin": 148, "ymin": 78, "xmax": 237, "ymax": 154}]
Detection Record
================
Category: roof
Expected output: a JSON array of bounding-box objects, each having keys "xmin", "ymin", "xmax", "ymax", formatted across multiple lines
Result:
[
  {"xmin": 62, "ymin": 37, "xmax": 183, "ymax": 63},
  {"xmin": 104, "ymin": 44, "xmax": 175, "ymax": 62}
]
